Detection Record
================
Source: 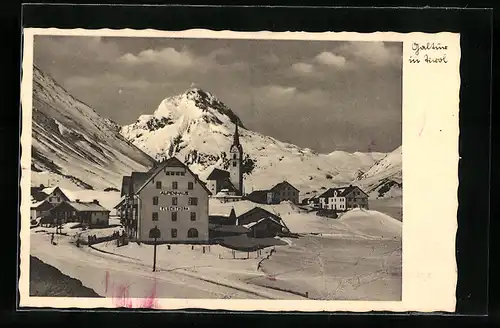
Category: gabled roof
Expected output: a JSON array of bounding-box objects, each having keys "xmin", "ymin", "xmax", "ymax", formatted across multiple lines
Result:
[
  {"xmin": 219, "ymin": 178, "xmax": 238, "ymax": 193},
  {"xmin": 120, "ymin": 176, "xmax": 131, "ymax": 197},
  {"xmin": 135, "ymin": 156, "xmax": 211, "ymax": 195},
  {"xmin": 206, "ymin": 168, "xmax": 230, "ymax": 181},
  {"xmin": 50, "ymin": 200, "xmax": 110, "ymax": 213},
  {"xmin": 41, "ymin": 187, "xmax": 71, "ymax": 202},
  {"xmin": 243, "ymin": 217, "xmax": 287, "ymax": 230},
  {"xmin": 208, "ymin": 224, "xmax": 249, "ymax": 233},
  {"xmin": 52, "ymin": 201, "xmax": 110, "ymax": 212},
  {"xmin": 69, "ymin": 201, "xmax": 110, "ymax": 212},
  {"xmin": 31, "ymin": 187, "xmax": 49, "ymax": 202},
  {"xmin": 30, "ymin": 199, "xmax": 54, "ymax": 210},
  {"xmin": 237, "ymin": 206, "xmax": 290, "ymax": 231},
  {"xmin": 318, "ymin": 185, "xmax": 366, "ymax": 198},
  {"xmin": 247, "ymin": 190, "xmax": 271, "ymax": 197},
  {"xmin": 244, "ymin": 190, "xmax": 272, "ymax": 203},
  {"xmin": 271, "ymin": 181, "xmax": 300, "ymax": 193}
]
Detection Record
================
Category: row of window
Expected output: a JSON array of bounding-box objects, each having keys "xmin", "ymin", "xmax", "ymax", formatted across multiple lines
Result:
[
  {"xmin": 152, "ymin": 211, "xmax": 197, "ymax": 221},
  {"xmin": 170, "ymin": 228, "xmax": 199, "ymax": 238},
  {"xmin": 280, "ymin": 191, "xmax": 297, "ymax": 197},
  {"xmin": 156, "ymin": 181, "xmax": 194, "ymax": 190},
  {"xmin": 152, "ymin": 196, "xmax": 198, "ymax": 206}
]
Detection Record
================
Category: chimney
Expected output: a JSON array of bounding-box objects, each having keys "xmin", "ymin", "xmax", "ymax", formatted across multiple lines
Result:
[{"xmin": 93, "ymin": 199, "xmax": 99, "ymax": 204}]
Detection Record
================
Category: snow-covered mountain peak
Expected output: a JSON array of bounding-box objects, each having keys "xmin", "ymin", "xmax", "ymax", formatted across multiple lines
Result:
[
  {"xmin": 121, "ymin": 88, "xmax": 400, "ymax": 196},
  {"xmin": 148, "ymin": 87, "xmax": 244, "ymax": 129}
]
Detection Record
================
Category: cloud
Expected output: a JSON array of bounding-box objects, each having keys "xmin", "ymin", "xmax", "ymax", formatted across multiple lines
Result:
[
  {"xmin": 254, "ymin": 84, "xmax": 331, "ymax": 111},
  {"xmin": 65, "ymin": 73, "xmax": 154, "ymax": 90},
  {"xmin": 290, "ymin": 62, "xmax": 314, "ymax": 74},
  {"xmin": 118, "ymin": 46, "xmax": 248, "ymax": 76},
  {"xmin": 34, "ymin": 36, "xmax": 121, "ymax": 63},
  {"xmin": 314, "ymin": 52, "xmax": 347, "ymax": 67},
  {"xmin": 339, "ymin": 41, "xmax": 402, "ymax": 67},
  {"xmin": 119, "ymin": 47, "xmax": 204, "ymax": 68},
  {"xmin": 261, "ymin": 53, "xmax": 280, "ymax": 64}
]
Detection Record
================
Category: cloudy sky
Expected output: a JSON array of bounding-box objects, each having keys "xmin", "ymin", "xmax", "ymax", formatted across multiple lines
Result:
[{"xmin": 33, "ymin": 35, "xmax": 402, "ymax": 153}]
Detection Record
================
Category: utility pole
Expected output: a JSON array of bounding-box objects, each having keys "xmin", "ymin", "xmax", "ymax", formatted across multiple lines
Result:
[{"xmin": 149, "ymin": 227, "xmax": 161, "ymax": 272}]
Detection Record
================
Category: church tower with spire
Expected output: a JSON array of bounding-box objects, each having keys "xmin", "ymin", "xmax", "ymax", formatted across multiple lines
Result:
[{"xmin": 229, "ymin": 124, "xmax": 244, "ymax": 196}]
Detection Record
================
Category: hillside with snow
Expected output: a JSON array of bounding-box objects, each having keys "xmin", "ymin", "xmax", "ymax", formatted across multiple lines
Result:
[
  {"xmin": 121, "ymin": 88, "xmax": 399, "ymax": 196},
  {"xmin": 30, "ymin": 66, "xmax": 156, "ymax": 190},
  {"xmin": 356, "ymin": 146, "xmax": 402, "ymax": 199}
]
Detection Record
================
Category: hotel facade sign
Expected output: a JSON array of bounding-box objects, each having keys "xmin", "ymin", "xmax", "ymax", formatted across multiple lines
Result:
[
  {"xmin": 159, "ymin": 206, "xmax": 190, "ymax": 211},
  {"xmin": 160, "ymin": 191, "xmax": 190, "ymax": 196}
]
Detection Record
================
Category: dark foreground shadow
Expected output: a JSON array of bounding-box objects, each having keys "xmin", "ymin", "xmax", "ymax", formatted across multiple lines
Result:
[{"xmin": 29, "ymin": 256, "xmax": 102, "ymax": 298}]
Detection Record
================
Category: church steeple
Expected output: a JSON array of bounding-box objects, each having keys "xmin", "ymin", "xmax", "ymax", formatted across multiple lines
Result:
[
  {"xmin": 233, "ymin": 124, "xmax": 240, "ymax": 147},
  {"xmin": 229, "ymin": 123, "xmax": 244, "ymax": 196}
]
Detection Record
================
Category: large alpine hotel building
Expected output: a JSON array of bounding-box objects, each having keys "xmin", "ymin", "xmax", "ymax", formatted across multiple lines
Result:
[{"xmin": 117, "ymin": 124, "xmax": 244, "ymax": 244}]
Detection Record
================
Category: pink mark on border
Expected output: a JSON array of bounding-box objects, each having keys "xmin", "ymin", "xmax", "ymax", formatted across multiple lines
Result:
[{"xmin": 104, "ymin": 272, "xmax": 158, "ymax": 309}]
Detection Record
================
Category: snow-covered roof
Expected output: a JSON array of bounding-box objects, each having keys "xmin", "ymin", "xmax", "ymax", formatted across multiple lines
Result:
[
  {"xmin": 62, "ymin": 201, "xmax": 110, "ymax": 212},
  {"xmin": 242, "ymin": 217, "xmax": 286, "ymax": 230},
  {"xmin": 30, "ymin": 200, "xmax": 53, "ymax": 209},
  {"xmin": 206, "ymin": 168, "xmax": 230, "ymax": 181}
]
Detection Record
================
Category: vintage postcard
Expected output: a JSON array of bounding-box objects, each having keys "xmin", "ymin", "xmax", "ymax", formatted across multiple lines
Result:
[{"xmin": 19, "ymin": 28, "xmax": 459, "ymax": 312}]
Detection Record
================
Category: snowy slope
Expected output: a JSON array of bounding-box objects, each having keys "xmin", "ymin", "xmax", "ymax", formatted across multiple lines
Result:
[
  {"xmin": 356, "ymin": 146, "xmax": 402, "ymax": 199},
  {"xmin": 121, "ymin": 88, "xmax": 391, "ymax": 196},
  {"xmin": 31, "ymin": 66, "xmax": 156, "ymax": 190}
]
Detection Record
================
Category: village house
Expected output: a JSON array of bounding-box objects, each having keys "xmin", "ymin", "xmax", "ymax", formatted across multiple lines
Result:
[
  {"xmin": 318, "ymin": 185, "xmax": 369, "ymax": 211},
  {"xmin": 245, "ymin": 190, "xmax": 275, "ymax": 204},
  {"xmin": 270, "ymin": 181, "xmax": 300, "ymax": 204},
  {"xmin": 30, "ymin": 199, "xmax": 54, "ymax": 221},
  {"xmin": 36, "ymin": 186, "xmax": 71, "ymax": 206},
  {"xmin": 236, "ymin": 207, "xmax": 290, "ymax": 237},
  {"xmin": 30, "ymin": 185, "xmax": 73, "ymax": 221},
  {"xmin": 118, "ymin": 156, "xmax": 211, "ymax": 244},
  {"xmin": 246, "ymin": 181, "xmax": 300, "ymax": 205},
  {"xmin": 206, "ymin": 125, "xmax": 245, "ymax": 199},
  {"xmin": 48, "ymin": 199, "xmax": 110, "ymax": 226}
]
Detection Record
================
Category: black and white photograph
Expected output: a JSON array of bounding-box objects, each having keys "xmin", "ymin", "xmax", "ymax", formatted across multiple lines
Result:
[{"xmin": 19, "ymin": 28, "xmax": 459, "ymax": 312}]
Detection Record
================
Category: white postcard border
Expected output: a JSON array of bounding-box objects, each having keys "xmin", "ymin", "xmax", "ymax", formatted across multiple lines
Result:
[{"xmin": 19, "ymin": 28, "xmax": 460, "ymax": 312}]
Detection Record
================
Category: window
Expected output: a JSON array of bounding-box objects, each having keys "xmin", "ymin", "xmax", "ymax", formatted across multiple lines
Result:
[
  {"xmin": 172, "ymin": 181, "xmax": 178, "ymax": 189},
  {"xmin": 171, "ymin": 229, "xmax": 177, "ymax": 238},
  {"xmin": 190, "ymin": 212, "xmax": 196, "ymax": 221},
  {"xmin": 187, "ymin": 228, "xmax": 199, "ymax": 238},
  {"xmin": 232, "ymin": 162, "xmax": 236, "ymax": 167},
  {"xmin": 188, "ymin": 197, "xmax": 198, "ymax": 206},
  {"xmin": 175, "ymin": 172, "xmax": 180, "ymax": 176},
  {"xmin": 233, "ymin": 154, "xmax": 237, "ymax": 159},
  {"xmin": 152, "ymin": 212, "xmax": 158, "ymax": 221},
  {"xmin": 166, "ymin": 171, "xmax": 171, "ymax": 175},
  {"xmin": 156, "ymin": 181, "xmax": 162, "ymax": 189},
  {"xmin": 172, "ymin": 197, "xmax": 178, "ymax": 205},
  {"xmin": 153, "ymin": 196, "xmax": 158, "ymax": 205},
  {"xmin": 171, "ymin": 212, "xmax": 177, "ymax": 221},
  {"xmin": 180, "ymin": 172, "xmax": 185, "ymax": 176},
  {"xmin": 188, "ymin": 182, "xmax": 194, "ymax": 190}
]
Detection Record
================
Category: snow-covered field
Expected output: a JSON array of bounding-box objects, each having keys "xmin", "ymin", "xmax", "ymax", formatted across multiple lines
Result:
[
  {"xmin": 30, "ymin": 201, "xmax": 401, "ymax": 300},
  {"xmin": 210, "ymin": 199, "xmax": 402, "ymax": 240},
  {"xmin": 369, "ymin": 197, "xmax": 403, "ymax": 222}
]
